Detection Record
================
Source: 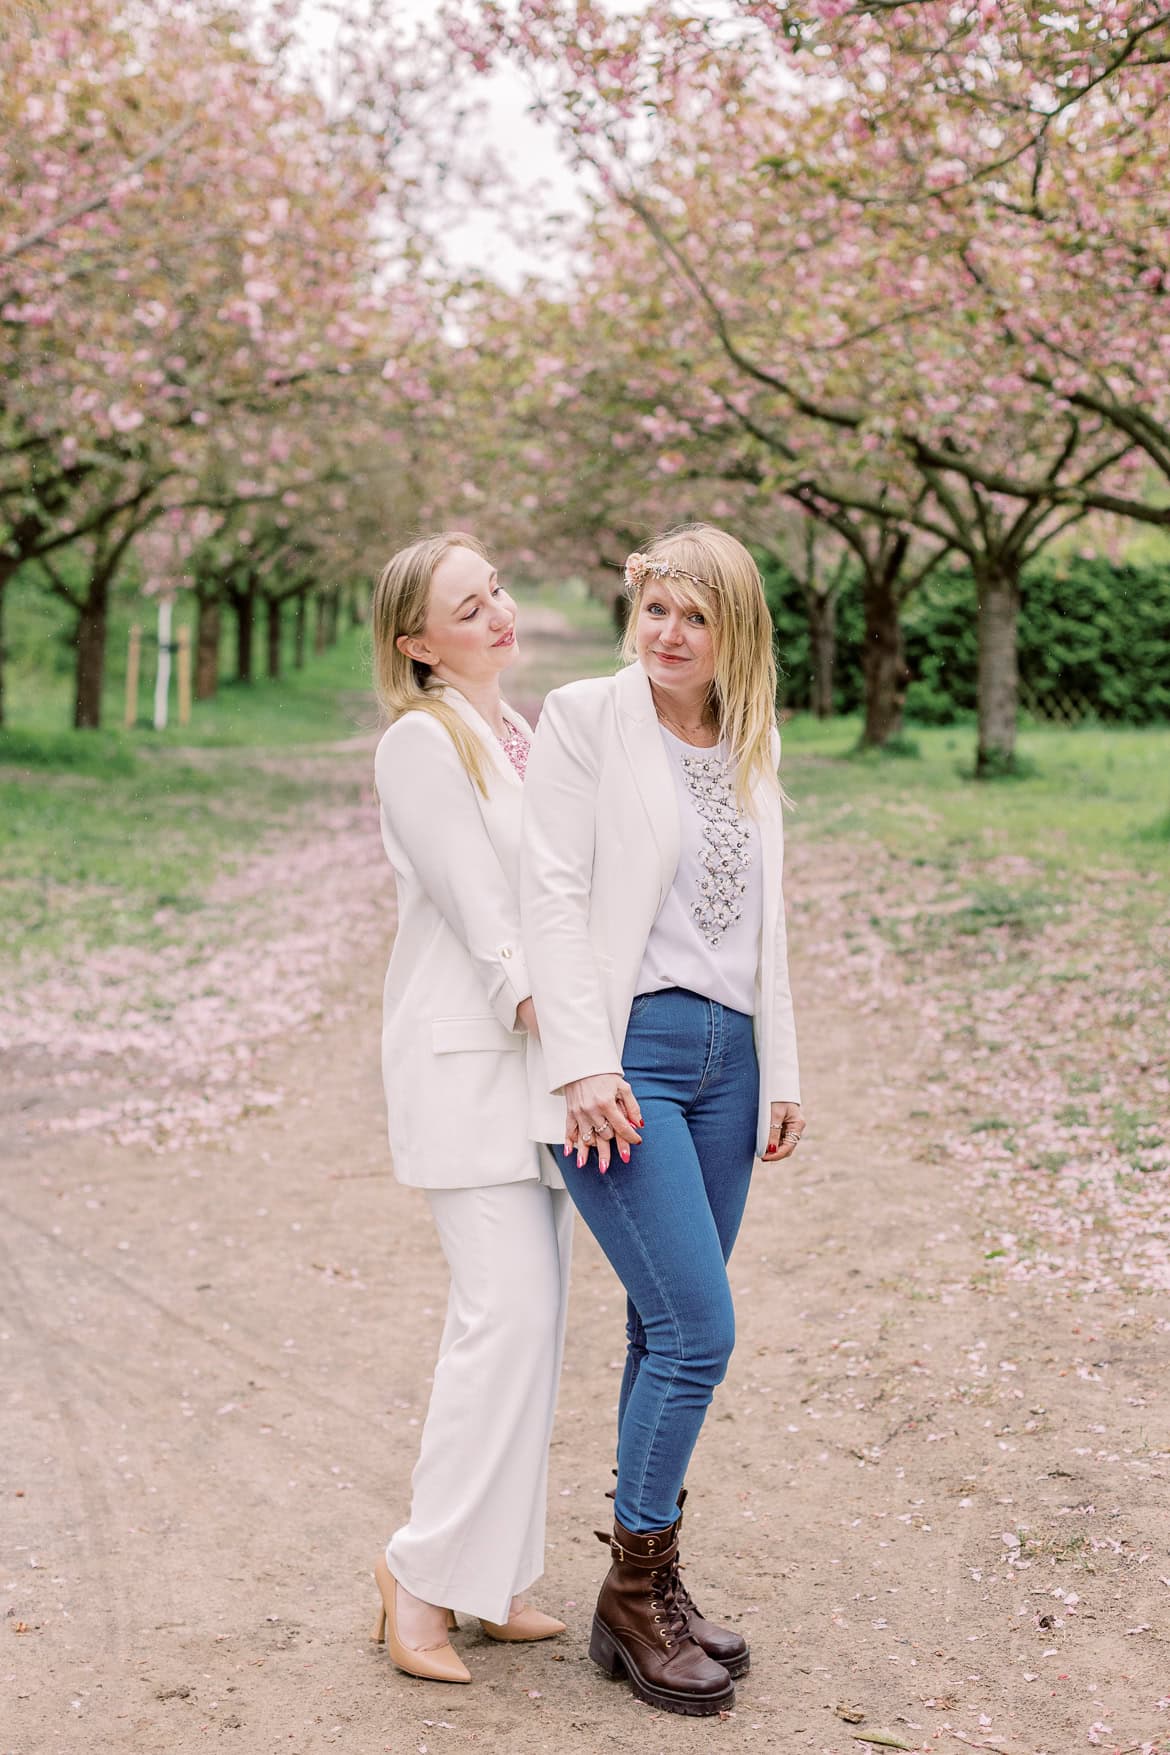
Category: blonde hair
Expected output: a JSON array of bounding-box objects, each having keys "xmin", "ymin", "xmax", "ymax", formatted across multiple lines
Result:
[
  {"xmin": 622, "ymin": 523, "xmax": 781, "ymax": 810},
  {"xmin": 371, "ymin": 531, "xmax": 494, "ymax": 796}
]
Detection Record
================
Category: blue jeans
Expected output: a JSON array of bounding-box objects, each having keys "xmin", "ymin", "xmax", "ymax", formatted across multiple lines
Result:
[{"xmin": 560, "ymin": 988, "xmax": 758, "ymax": 1533}]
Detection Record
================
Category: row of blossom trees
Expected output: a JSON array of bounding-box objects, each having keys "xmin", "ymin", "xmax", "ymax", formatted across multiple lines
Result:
[
  {"xmin": 448, "ymin": 0, "xmax": 1170, "ymax": 772},
  {"xmin": 6, "ymin": 2, "xmax": 1168, "ymax": 761},
  {"xmin": 0, "ymin": 0, "xmax": 466, "ymax": 727}
]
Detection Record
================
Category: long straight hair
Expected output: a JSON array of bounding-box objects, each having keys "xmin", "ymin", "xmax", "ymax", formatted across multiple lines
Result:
[
  {"xmin": 371, "ymin": 531, "xmax": 494, "ymax": 796},
  {"xmin": 621, "ymin": 523, "xmax": 782, "ymax": 809}
]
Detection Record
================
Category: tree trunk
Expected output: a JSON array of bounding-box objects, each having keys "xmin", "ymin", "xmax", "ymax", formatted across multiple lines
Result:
[
  {"xmin": 73, "ymin": 574, "xmax": 111, "ymax": 729},
  {"xmin": 974, "ymin": 558, "xmax": 1021, "ymax": 776},
  {"xmin": 266, "ymin": 596, "xmax": 281, "ymax": 680},
  {"xmin": 234, "ymin": 584, "xmax": 255, "ymax": 683},
  {"xmin": 859, "ymin": 547, "xmax": 908, "ymax": 747},
  {"xmin": 294, "ymin": 590, "xmax": 307, "ymax": 669},
  {"xmin": 348, "ymin": 584, "xmax": 367, "ymax": 627},
  {"xmin": 195, "ymin": 592, "xmax": 220, "ymax": 701},
  {"xmin": 325, "ymin": 590, "xmax": 340, "ymax": 646},
  {"xmin": 806, "ymin": 589, "xmax": 837, "ymax": 719},
  {"xmin": 314, "ymin": 592, "xmax": 327, "ymax": 656}
]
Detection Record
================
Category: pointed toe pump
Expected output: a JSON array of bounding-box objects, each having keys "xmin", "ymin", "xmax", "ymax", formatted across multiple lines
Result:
[
  {"xmin": 446, "ymin": 1603, "xmax": 566, "ymax": 1642},
  {"xmin": 372, "ymin": 1558, "xmax": 471, "ymax": 1684},
  {"xmin": 479, "ymin": 1605, "xmax": 566, "ymax": 1642}
]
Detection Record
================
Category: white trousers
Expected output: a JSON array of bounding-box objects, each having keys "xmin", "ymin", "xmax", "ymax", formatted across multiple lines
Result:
[{"xmin": 386, "ymin": 1175, "xmax": 574, "ymax": 1624}]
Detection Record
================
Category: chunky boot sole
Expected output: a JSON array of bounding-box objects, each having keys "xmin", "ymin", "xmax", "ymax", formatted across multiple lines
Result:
[
  {"xmin": 718, "ymin": 1650, "xmax": 750, "ymax": 1681},
  {"xmin": 589, "ymin": 1615, "xmax": 736, "ymax": 1717}
]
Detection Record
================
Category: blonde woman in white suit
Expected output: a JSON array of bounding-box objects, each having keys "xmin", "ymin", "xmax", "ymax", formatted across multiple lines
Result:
[
  {"xmin": 369, "ymin": 532, "xmax": 571, "ymax": 1684},
  {"xmin": 520, "ymin": 523, "xmax": 805, "ymax": 1716}
]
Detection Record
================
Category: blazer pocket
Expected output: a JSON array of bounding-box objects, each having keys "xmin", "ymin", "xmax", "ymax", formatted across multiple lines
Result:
[{"xmin": 432, "ymin": 1016, "xmax": 522, "ymax": 1054}]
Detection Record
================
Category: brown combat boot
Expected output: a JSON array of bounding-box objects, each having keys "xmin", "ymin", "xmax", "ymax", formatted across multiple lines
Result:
[
  {"xmin": 605, "ymin": 1476, "xmax": 750, "ymax": 1678},
  {"xmin": 673, "ymin": 1488, "xmax": 750, "ymax": 1678},
  {"xmin": 588, "ymin": 1517, "xmax": 735, "ymax": 1716}
]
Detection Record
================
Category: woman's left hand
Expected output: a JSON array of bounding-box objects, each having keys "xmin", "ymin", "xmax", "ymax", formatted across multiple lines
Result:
[{"xmin": 762, "ymin": 1102, "xmax": 805, "ymax": 1161}]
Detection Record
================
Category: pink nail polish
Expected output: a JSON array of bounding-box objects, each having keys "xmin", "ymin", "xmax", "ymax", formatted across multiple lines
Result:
[
  {"xmin": 619, "ymin": 1145, "xmax": 630, "ymax": 1163},
  {"xmin": 562, "ymin": 1144, "xmax": 572, "ymax": 1157},
  {"xmin": 577, "ymin": 1151, "xmax": 587, "ymax": 1168}
]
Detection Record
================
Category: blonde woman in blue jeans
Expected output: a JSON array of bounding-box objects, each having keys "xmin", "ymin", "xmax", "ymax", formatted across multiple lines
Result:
[{"xmin": 520, "ymin": 524, "xmax": 804, "ymax": 1717}]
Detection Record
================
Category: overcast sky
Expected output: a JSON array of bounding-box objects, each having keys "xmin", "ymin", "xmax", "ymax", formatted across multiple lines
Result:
[
  {"xmin": 437, "ymin": 51, "xmax": 585, "ymax": 286},
  {"xmin": 302, "ymin": 0, "xmax": 587, "ymax": 286}
]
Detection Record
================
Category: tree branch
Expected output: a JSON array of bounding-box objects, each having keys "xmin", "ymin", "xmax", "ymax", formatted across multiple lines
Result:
[{"xmin": 1, "ymin": 113, "xmax": 198, "ymax": 267}]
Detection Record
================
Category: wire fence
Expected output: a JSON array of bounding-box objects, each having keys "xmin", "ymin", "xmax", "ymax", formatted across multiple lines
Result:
[{"xmin": 1017, "ymin": 682, "xmax": 1124, "ymax": 725}]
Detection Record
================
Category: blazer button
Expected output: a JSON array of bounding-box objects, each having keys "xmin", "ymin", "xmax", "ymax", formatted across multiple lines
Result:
[{"xmin": 500, "ymin": 947, "xmax": 512, "ymax": 959}]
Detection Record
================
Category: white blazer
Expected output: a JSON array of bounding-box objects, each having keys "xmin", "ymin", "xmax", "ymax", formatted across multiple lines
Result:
[
  {"xmin": 374, "ymin": 688, "xmax": 566, "ymax": 1188},
  {"xmin": 519, "ymin": 661, "xmax": 799, "ymax": 1158}
]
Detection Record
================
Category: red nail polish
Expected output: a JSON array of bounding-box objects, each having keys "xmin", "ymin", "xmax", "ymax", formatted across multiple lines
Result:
[{"xmin": 619, "ymin": 1145, "xmax": 630, "ymax": 1163}]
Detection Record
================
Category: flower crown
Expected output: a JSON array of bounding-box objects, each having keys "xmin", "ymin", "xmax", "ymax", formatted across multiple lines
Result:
[{"xmin": 624, "ymin": 551, "xmax": 709, "ymax": 595}]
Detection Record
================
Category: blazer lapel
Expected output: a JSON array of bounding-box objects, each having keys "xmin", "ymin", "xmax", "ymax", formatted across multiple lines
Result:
[
  {"xmin": 438, "ymin": 686, "xmax": 523, "ymax": 883},
  {"xmin": 614, "ymin": 661, "xmax": 680, "ymax": 908},
  {"xmin": 441, "ymin": 685, "xmax": 522, "ymax": 793}
]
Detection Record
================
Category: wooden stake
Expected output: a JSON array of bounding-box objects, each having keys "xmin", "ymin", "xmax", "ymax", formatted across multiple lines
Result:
[
  {"xmin": 124, "ymin": 624, "xmax": 142, "ymax": 728},
  {"xmin": 177, "ymin": 624, "xmax": 192, "ymax": 727}
]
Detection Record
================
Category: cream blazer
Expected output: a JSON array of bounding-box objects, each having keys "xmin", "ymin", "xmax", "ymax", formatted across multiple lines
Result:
[
  {"xmin": 374, "ymin": 688, "xmax": 565, "ymax": 1188},
  {"xmin": 519, "ymin": 661, "xmax": 799, "ymax": 1158}
]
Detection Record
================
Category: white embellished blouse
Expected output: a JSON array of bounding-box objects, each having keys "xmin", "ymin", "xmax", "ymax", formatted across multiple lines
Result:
[{"xmin": 634, "ymin": 725, "xmax": 764, "ymax": 1016}]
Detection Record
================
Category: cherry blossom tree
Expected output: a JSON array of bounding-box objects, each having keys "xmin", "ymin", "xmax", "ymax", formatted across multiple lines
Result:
[
  {"xmin": 456, "ymin": 0, "xmax": 1169, "ymax": 771},
  {"xmin": 0, "ymin": 0, "xmax": 449, "ymax": 726}
]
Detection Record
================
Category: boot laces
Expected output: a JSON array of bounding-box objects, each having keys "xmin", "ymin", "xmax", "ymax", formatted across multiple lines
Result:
[
  {"xmin": 672, "ymin": 1562, "xmax": 697, "ymax": 1616},
  {"xmin": 651, "ymin": 1560, "xmax": 691, "ymax": 1645}
]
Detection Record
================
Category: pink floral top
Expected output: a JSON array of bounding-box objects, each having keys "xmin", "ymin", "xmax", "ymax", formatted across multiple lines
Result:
[{"xmin": 498, "ymin": 719, "xmax": 530, "ymax": 780}]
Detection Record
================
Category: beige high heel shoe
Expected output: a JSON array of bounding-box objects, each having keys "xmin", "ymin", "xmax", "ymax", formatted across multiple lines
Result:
[
  {"xmin": 480, "ymin": 1606, "xmax": 566, "ymax": 1642},
  {"xmin": 372, "ymin": 1558, "xmax": 471, "ymax": 1684},
  {"xmin": 445, "ymin": 1605, "xmax": 566, "ymax": 1642}
]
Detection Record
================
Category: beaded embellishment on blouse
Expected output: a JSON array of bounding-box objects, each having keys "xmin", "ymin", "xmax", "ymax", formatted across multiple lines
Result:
[
  {"xmin": 681, "ymin": 749, "xmax": 751, "ymax": 944},
  {"xmin": 498, "ymin": 719, "xmax": 530, "ymax": 780}
]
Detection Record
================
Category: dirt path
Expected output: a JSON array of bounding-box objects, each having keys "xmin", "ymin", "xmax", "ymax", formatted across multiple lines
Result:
[{"xmin": 4, "ymin": 639, "xmax": 1168, "ymax": 1755}]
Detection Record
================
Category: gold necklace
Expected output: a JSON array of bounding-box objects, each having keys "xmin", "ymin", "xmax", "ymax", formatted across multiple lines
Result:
[{"xmin": 657, "ymin": 708, "xmax": 719, "ymax": 746}]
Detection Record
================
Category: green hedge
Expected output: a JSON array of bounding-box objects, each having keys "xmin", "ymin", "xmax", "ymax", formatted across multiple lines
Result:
[{"xmin": 759, "ymin": 551, "xmax": 1170, "ymax": 724}]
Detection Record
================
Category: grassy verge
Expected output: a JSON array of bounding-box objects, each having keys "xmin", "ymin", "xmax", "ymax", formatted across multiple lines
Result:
[
  {"xmin": 0, "ymin": 750, "xmax": 341, "ymax": 962},
  {"xmin": 0, "ymin": 583, "xmax": 612, "ymax": 965},
  {"xmin": 1, "ymin": 561, "xmax": 375, "ymax": 740},
  {"xmin": 782, "ymin": 714, "xmax": 1170, "ymax": 883},
  {"xmin": 779, "ymin": 717, "xmax": 1169, "ymax": 1295},
  {"xmin": 4, "ymin": 583, "xmax": 1168, "ymax": 970},
  {"xmin": 0, "ymin": 617, "xmax": 380, "ymax": 963}
]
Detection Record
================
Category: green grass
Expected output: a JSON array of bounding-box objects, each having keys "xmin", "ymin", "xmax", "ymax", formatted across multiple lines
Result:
[
  {"xmin": 782, "ymin": 714, "xmax": 1170, "ymax": 883},
  {"xmin": 1, "ymin": 574, "xmax": 380, "ymax": 958},
  {"xmin": 2, "ymin": 563, "xmax": 376, "ymax": 749},
  {"xmin": 1111, "ymin": 1102, "xmax": 1168, "ymax": 1173},
  {"xmin": 0, "ymin": 752, "xmax": 332, "ymax": 960},
  {"xmin": 4, "ymin": 567, "xmax": 1169, "ymax": 967},
  {"xmin": 0, "ymin": 576, "xmax": 616, "ymax": 962}
]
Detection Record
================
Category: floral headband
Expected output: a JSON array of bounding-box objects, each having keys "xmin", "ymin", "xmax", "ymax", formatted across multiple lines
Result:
[{"xmin": 624, "ymin": 551, "xmax": 709, "ymax": 595}]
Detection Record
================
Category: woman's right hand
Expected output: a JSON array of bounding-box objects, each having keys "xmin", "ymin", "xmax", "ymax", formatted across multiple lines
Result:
[{"xmin": 562, "ymin": 1074, "xmax": 643, "ymax": 1173}]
